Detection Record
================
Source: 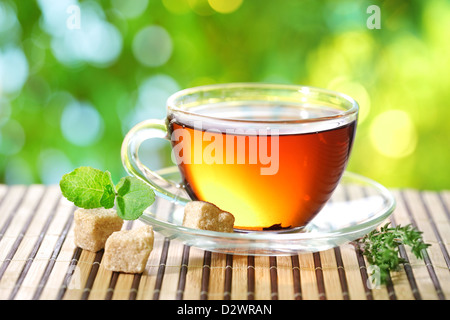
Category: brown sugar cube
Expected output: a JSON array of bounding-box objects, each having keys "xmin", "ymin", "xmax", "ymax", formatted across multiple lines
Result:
[
  {"xmin": 103, "ymin": 225, "xmax": 154, "ymax": 273},
  {"xmin": 74, "ymin": 208, "xmax": 123, "ymax": 252},
  {"xmin": 182, "ymin": 201, "xmax": 235, "ymax": 233}
]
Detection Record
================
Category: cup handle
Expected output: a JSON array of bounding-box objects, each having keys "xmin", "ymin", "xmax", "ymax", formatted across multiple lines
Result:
[{"xmin": 121, "ymin": 119, "xmax": 190, "ymax": 205}]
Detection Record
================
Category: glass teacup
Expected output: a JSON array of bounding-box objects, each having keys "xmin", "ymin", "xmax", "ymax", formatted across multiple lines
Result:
[{"xmin": 122, "ymin": 83, "xmax": 358, "ymax": 231}]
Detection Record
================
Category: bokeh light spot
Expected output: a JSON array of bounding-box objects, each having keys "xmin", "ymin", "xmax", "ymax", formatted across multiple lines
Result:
[
  {"xmin": 38, "ymin": 0, "xmax": 78, "ymax": 37},
  {"xmin": 39, "ymin": 0, "xmax": 123, "ymax": 68},
  {"xmin": 328, "ymin": 77, "xmax": 371, "ymax": 124},
  {"xmin": 0, "ymin": 46, "xmax": 29, "ymax": 94},
  {"xmin": 111, "ymin": 0, "xmax": 148, "ymax": 19},
  {"xmin": 38, "ymin": 149, "xmax": 73, "ymax": 184},
  {"xmin": 132, "ymin": 25, "xmax": 173, "ymax": 67},
  {"xmin": 0, "ymin": 1, "xmax": 19, "ymax": 33},
  {"xmin": 137, "ymin": 74, "xmax": 180, "ymax": 118},
  {"xmin": 0, "ymin": 98, "xmax": 11, "ymax": 125},
  {"xmin": 5, "ymin": 156, "xmax": 34, "ymax": 185},
  {"xmin": 369, "ymin": 110, "xmax": 417, "ymax": 159},
  {"xmin": 0, "ymin": 120, "xmax": 26, "ymax": 156},
  {"xmin": 188, "ymin": 0, "xmax": 215, "ymax": 16},
  {"xmin": 208, "ymin": 0, "xmax": 243, "ymax": 14},
  {"xmin": 60, "ymin": 101, "xmax": 104, "ymax": 146},
  {"xmin": 123, "ymin": 74, "xmax": 180, "ymax": 132},
  {"xmin": 162, "ymin": 0, "xmax": 191, "ymax": 15},
  {"xmin": 324, "ymin": 1, "xmax": 366, "ymax": 32}
]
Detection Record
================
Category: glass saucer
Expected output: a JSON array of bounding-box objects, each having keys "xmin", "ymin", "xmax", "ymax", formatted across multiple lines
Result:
[{"xmin": 139, "ymin": 167, "xmax": 396, "ymax": 256}]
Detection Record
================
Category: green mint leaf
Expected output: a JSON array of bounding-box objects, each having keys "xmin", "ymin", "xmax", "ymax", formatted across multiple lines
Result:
[
  {"xmin": 60, "ymin": 167, "xmax": 115, "ymax": 209},
  {"xmin": 100, "ymin": 183, "xmax": 116, "ymax": 209},
  {"xmin": 115, "ymin": 176, "xmax": 155, "ymax": 220}
]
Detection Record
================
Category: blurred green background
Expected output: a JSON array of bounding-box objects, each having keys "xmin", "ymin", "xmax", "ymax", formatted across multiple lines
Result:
[{"xmin": 0, "ymin": 0, "xmax": 449, "ymax": 190}]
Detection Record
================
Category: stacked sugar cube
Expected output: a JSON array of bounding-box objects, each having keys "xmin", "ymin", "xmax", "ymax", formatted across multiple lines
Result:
[{"xmin": 73, "ymin": 208, "xmax": 154, "ymax": 273}]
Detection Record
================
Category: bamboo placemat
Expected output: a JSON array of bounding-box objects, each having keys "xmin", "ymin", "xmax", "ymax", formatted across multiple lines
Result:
[{"xmin": 0, "ymin": 184, "xmax": 448, "ymax": 300}]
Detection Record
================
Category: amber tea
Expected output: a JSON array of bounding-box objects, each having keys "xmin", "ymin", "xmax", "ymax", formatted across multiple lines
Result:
[{"xmin": 169, "ymin": 104, "xmax": 356, "ymax": 231}]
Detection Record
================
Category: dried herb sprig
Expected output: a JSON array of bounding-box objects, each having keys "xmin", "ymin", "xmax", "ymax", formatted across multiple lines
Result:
[{"xmin": 355, "ymin": 222, "xmax": 431, "ymax": 284}]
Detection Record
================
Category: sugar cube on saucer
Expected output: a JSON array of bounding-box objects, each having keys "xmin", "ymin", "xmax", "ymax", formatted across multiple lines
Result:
[{"xmin": 183, "ymin": 201, "xmax": 235, "ymax": 233}]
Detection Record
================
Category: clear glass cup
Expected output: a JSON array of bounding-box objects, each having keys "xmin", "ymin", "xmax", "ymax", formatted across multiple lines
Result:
[{"xmin": 121, "ymin": 83, "xmax": 359, "ymax": 231}]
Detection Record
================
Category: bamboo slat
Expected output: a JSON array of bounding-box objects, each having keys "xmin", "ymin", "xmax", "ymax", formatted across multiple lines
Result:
[
  {"xmin": 183, "ymin": 245, "xmax": 204, "ymax": 299},
  {"xmin": 158, "ymin": 237, "xmax": 185, "ymax": 300},
  {"xmin": 338, "ymin": 243, "xmax": 368, "ymax": 299},
  {"xmin": 135, "ymin": 232, "xmax": 166, "ymax": 300},
  {"xmin": 229, "ymin": 255, "xmax": 248, "ymax": 300},
  {"xmin": 296, "ymin": 253, "xmax": 320, "ymax": 300},
  {"xmin": 0, "ymin": 185, "xmax": 448, "ymax": 300},
  {"xmin": 276, "ymin": 256, "xmax": 295, "ymax": 300}
]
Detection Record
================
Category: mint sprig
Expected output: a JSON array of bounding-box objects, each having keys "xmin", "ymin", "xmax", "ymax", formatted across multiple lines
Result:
[{"xmin": 60, "ymin": 166, "xmax": 155, "ymax": 220}]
